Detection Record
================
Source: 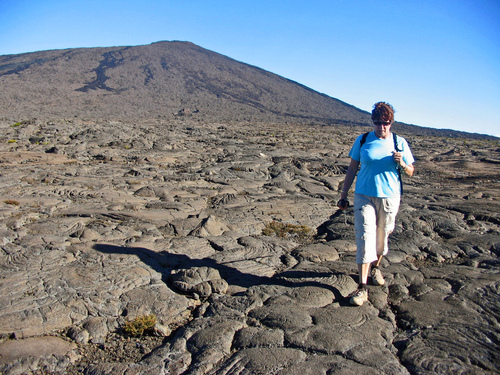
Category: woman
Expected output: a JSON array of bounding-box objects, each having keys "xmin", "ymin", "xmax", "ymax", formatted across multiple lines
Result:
[{"xmin": 337, "ymin": 102, "xmax": 415, "ymax": 306}]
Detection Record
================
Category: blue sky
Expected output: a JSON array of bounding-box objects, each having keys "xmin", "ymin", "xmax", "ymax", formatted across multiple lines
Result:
[{"xmin": 1, "ymin": 0, "xmax": 499, "ymax": 137}]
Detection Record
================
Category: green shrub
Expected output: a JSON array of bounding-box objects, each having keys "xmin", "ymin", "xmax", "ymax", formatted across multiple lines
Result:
[
  {"xmin": 123, "ymin": 314, "xmax": 157, "ymax": 336},
  {"xmin": 262, "ymin": 221, "xmax": 313, "ymax": 240}
]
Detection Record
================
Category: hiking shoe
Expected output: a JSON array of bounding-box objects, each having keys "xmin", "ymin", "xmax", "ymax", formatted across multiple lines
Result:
[
  {"xmin": 371, "ymin": 267, "xmax": 385, "ymax": 286},
  {"xmin": 350, "ymin": 289, "xmax": 368, "ymax": 306}
]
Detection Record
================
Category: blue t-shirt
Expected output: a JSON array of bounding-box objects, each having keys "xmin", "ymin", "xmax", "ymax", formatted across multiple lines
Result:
[{"xmin": 349, "ymin": 132, "xmax": 415, "ymax": 198}]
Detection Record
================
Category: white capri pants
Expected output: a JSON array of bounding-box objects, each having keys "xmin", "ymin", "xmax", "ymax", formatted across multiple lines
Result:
[{"xmin": 354, "ymin": 193, "xmax": 400, "ymax": 264}]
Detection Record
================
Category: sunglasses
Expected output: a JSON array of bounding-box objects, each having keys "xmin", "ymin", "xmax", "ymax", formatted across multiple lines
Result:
[{"xmin": 373, "ymin": 121, "xmax": 391, "ymax": 126}]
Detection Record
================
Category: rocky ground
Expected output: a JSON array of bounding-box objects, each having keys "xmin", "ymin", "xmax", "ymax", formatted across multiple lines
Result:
[{"xmin": 0, "ymin": 118, "xmax": 498, "ymax": 374}]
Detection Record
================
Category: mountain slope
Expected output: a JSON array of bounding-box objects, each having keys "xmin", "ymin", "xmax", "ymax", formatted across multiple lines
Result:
[{"xmin": 0, "ymin": 41, "xmax": 369, "ymax": 124}]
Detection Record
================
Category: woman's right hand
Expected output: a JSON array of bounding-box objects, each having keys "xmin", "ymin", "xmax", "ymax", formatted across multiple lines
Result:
[{"xmin": 337, "ymin": 198, "xmax": 349, "ymax": 210}]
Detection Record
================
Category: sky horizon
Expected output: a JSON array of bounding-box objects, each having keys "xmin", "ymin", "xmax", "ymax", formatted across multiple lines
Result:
[{"xmin": 1, "ymin": 0, "xmax": 499, "ymax": 137}]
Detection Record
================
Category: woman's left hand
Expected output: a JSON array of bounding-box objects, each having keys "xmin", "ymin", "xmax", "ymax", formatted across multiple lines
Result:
[
  {"xmin": 393, "ymin": 151, "xmax": 414, "ymax": 176},
  {"xmin": 392, "ymin": 151, "xmax": 404, "ymax": 168}
]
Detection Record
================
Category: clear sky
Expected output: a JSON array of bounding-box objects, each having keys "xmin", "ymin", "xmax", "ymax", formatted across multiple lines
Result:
[{"xmin": 1, "ymin": 0, "xmax": 499, "ymax": 137}]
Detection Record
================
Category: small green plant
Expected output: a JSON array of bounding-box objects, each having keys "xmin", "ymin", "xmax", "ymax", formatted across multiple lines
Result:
[
  {"xmin": 7, "ymin": 139, "xmax": 16, "ymax": 143},
  {"xmin": 262, "ymin": 221, "xmax": 313, "ymax": 240},
  {"xmin": 123, "ymin": 314, "xmax": 157, "ymax": 336},
  {"xmin": 11, "ymin": 122, "xmax": 22, "ymax": 127}
]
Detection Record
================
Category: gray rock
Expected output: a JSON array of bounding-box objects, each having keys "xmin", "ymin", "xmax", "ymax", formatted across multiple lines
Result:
[
  {"xmin": 83, "ymin": 317, "xmax": 109, "ymax": 343},
  {"xmin": 213, "ymin": 347, "xmax": 307, "ymax": 374},
  {"xmin": 249, "ymin": 301, "xmax": 313, "ymax": 331},
  {"xmin": 0, "ymin": 336, "xmax": 79, "ymax": 374},
  {"xmin": 67, "ymin": 326, "xmax": 90, "ymax": 344},
  {"xmin": 233, "ymin": 326, "xmax": 284, "ymax": 349},
  {"xmin": 171, "ymin": 266, "xmax": 228, "ymax": 298},
  {"xmin": 292, "ymin": 242, "xmax": 340, "ymax": 262},
  {"xmin": 286, "ymin": 304, "xmax": 393, "ymax": 354}
]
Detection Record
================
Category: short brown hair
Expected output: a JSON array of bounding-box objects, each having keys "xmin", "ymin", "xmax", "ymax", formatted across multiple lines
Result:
[{"xmin": 371, "ymin": 102, "xmax": 395, "ymax": 123}]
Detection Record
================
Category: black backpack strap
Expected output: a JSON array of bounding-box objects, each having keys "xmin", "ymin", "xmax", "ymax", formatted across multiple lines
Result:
[
  {"xmin": 360, "ymin": 132, "xmax": 369, "ymax": 148},
  {"xmin": 393, "ymin": 132, "xmax": 401, "ymax": 152},
  {"xmin": 393, "ymin": 133, "xmax": 403, "ymax": 196}
]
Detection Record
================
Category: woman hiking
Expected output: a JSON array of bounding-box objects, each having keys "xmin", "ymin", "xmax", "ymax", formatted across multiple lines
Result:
[{"xmin": 338, "ymin": 102, "xmax": 415, "ymax": 306}]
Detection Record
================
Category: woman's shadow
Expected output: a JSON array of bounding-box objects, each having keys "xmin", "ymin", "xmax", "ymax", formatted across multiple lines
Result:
[
  {"xmin": 92, "ymin": 243, "xmax": 272, "ymax": 288},
  {"xmin": 92, "ymin": 242, "xmax": 346, "ymax": 301}
]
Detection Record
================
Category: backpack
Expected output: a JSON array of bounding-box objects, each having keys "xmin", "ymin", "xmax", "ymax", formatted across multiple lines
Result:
[{"xmin": 360, "ymin": 132, "xmax": 404, "ymax": 195}]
